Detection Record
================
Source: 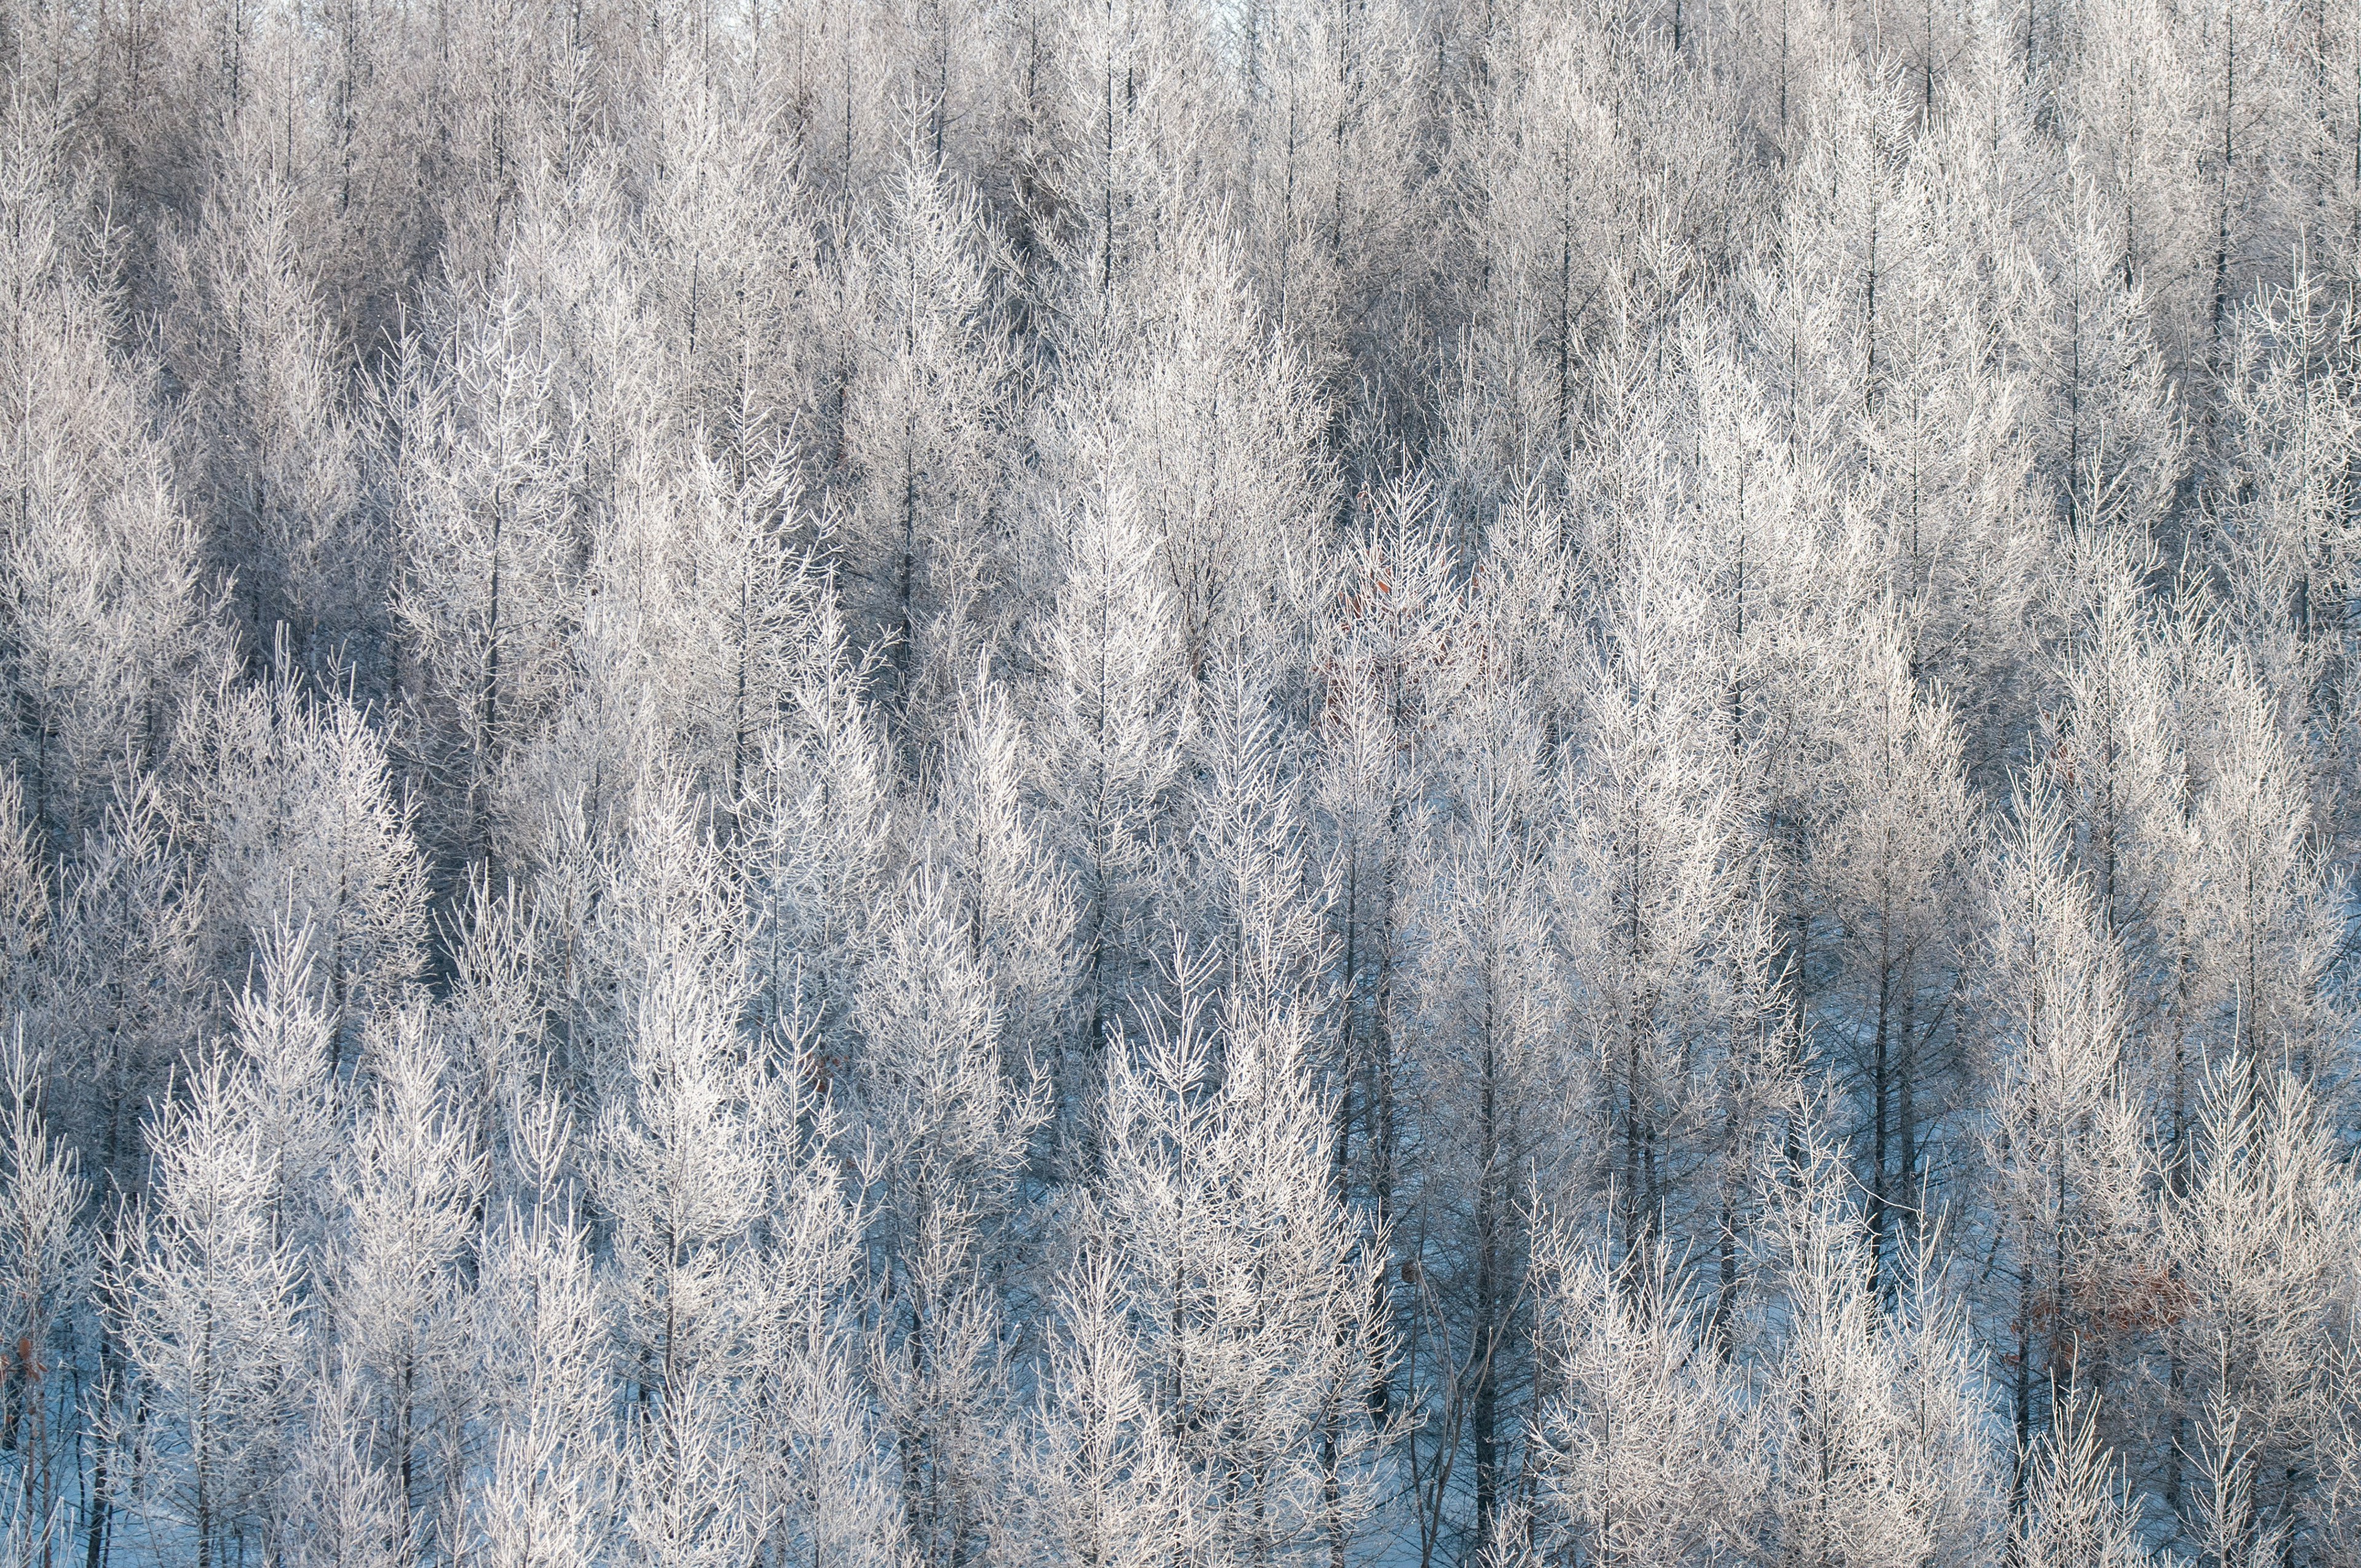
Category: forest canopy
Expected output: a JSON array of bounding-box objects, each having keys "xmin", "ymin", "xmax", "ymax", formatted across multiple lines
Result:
[{"xmin": 1, "ymin": 0, "xmax": 2359, "ymax": 1563}]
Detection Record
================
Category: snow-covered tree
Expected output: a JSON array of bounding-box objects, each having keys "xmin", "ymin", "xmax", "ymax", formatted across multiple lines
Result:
[
  {"xmin": 103, "ymin": 980, "xmax": 323, "ymax": 1567},
  {"xmin": 840, "ymin": 129, "xmax": 1013, "ymax": 735},
  {"xmin": 0, "ymin": 1031, "xmax": 90, "ymax": 1566},
  {"xmin": 1526, "ymin": 1238, "xmax": 1764, "ymax": 1568},
  {"xmin": 0, "ymin": 102, "xmax": 225, "ymax": 853},
  {"xmin": 1084, "ymin": 933, "xmax": 1394, "ymax": 1568}
]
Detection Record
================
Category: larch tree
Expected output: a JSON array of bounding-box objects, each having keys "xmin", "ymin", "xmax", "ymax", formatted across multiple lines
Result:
[
  {"xmin": 846, "ymin": 868, "xmax": 1048, "ymax": 1566},
  {"xmin": 1524, "ymin": 1236, "xmax": 1765, "ymax": 1568},
  {"xmin": 839, "ymin": 127, "xmax": 1014, "ymax": 741},
  {"xmin": 176, "ymin": 667, "xmax": 428, "ymax": 1064},
  {"xmin": 464, "ymin": 1087, "xmax": 615, "ymax": 1568},
  {"xmin": 2012, "ymin": 1395, "xmax": 2149, "ymax": 1568},
  {"xmin": 0, "ymin": 102, "xmax": 225, "ymax": 855},
  {"xmin": 0, "ymin": 1032, "xmax": 90, "ymax": 1567},
  {"xmin": 161, "ymin": 115, "xmax": 376, "ymax": 683},
  {"xmin": 323, "ymin": 1002, "xmax": 484, "ymax": 1552},
  {"xmin": 103, "ymin": 948, "xmax": 334, "ymax": 1568},
  {"xmin": 1315, "ymin": 470, "xmax": 1458, "ymax": 1299},
  {"xmin": 924, "ymin": 665, "xmax": 1078, "ymax": 1087},
  {"xmin": 1396, "ymin": 672, "xmax": 1568, "ymax": 1568},
  {"xmin": 1757, "ymin": 1133, "xmax": 2004, "ymax": 1568},
  {"xmin": 1973, "ymin": 768, "xmax": 2153, "ymax": 1489},
  {"xmin": 1810, "ymin": 615, "xmax": 1979, "ymax": 1287},
  {"xmin": 388, "ymin": 272, "xmax": 587, "ymax": 874},
  {"xmin": 1087, "ymin": 932, "xmax": 1394, "ymax": 1568},
  {"xmin": 1027, "ymin": 477, "xmax": 1191, "ymax": 1154},
  {"xmin": 2154, "ymin": 1055, "xmax": 2358, "ymax": 1558}
]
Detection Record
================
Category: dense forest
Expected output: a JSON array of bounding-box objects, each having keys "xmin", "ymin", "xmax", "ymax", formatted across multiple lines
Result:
[{"xmin": 2, "ymin": 0, "xmax": 2360, "ymax": 1562}]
